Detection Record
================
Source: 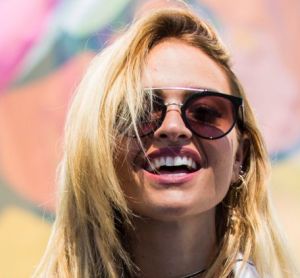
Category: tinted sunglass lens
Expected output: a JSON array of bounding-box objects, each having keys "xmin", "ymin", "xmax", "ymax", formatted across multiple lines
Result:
[
  {"xmin": 185, "ymin": 95, "xmax": 235, "ymax": 139},
  {"xmin": 136, "ymin": 95, "xmax": 164, "ymax": 136}
]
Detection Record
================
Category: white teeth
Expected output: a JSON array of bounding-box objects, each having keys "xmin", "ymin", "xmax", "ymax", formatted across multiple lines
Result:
[
  {"xmin": 160, "ymin": 157, "xmax": 165, "ymax": 167},
  {"xmin": 166, "ymin": 156, "xmax": 173, "ymax": 166},
  {"xmin": 182, "ymin": 156, "xmax": 188, "ymax": 165},
  {"xmin": 187, "ymin": 157, "xmax": 192, "ymax": 168},
  {"xmin": 148, "ymin": 155, "xmax": 199, "ymax": 171},
  {"xmin": 154, "ymin": 159, "xmax": 160, "ymax": 169},
  {"xmin": 174, "ymin": 156, "xmax": 182, "ymax": 166}
]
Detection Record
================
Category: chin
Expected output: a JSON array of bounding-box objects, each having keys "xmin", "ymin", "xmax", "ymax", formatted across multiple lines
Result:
[{"xmin": 129, "ymin": 191, "xmax": 217, "ymax": 222}]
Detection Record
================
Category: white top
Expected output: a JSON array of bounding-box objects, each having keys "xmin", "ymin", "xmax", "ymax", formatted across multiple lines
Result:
[{"xmin": 233, "ymin": 256, "xmax": 260, "ymax": 277}]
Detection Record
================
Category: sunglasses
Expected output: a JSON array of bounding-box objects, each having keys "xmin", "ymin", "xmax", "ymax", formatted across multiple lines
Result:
[{"xmin": 129, "ymin": 87, "xmax": 244, "ymax": 140}]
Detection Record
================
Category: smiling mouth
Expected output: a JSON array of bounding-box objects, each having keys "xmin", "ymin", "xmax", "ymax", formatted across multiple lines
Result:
[{"xmin": 143, "ymin": 155, "xmax": 201, "ymax": 175}]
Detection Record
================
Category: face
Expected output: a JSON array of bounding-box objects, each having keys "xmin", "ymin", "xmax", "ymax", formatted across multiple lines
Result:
[{"xmin": 117, "ymin": 39, "xmax": 244, "ymax": 221}]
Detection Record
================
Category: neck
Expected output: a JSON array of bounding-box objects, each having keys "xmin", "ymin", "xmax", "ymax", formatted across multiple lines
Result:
[{"xmin": 127, "ymin": 210, "xmax": 217, "ymax": 278}]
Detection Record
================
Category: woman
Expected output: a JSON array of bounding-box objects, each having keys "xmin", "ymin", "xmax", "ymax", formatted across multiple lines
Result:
[{"xmin": 34, "ymin": 6, "xmax": 297, "ymax": 278}]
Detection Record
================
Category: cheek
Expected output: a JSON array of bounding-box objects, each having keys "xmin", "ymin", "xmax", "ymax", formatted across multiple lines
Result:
[
  {"xmin": 115, "ymin": 157, "xmax": 139, "ymax": 210},
  {"xmin": 114, "ymin": 139, "xmax": 144, "ymax": 205},
  {"xmin": 201, "ymin": 136, "xmax": 237, "ymax": 196}
]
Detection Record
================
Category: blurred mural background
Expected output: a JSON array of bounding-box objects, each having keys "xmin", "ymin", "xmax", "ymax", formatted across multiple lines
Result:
[{"xmin": 0, "ymin": 0, "xmax": 299, "ymax": 277}]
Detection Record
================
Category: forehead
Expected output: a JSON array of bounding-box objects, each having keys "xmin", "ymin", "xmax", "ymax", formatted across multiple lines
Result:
[{"xmin": 142, "ymin": 38, "xmax": 231, "ymax": 94}]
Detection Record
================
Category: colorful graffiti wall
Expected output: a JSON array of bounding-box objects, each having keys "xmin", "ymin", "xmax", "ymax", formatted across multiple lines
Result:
[{"xmin": 0, "ymin": 1, "xmax": 299, "ymax": 277}]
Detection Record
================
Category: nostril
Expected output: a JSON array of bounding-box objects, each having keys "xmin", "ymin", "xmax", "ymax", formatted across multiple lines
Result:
[
  {"xmin": 159, "ymin": 133, "xmax": 168, "ymax": 139},
  {"xmin": 156, "ymin": 130, "xmax": 191, "ymax": 142},
  {"xmin": 178, "ymin": 134, "xmax": 188, "ymax": 139}
]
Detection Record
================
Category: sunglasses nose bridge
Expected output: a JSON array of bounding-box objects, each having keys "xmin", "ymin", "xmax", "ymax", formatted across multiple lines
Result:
[
  {"xmin": 164, "ymin": 102, "xmax": 183, "ymax": 109},
  {"xmin": 163, "ymin": 101, "xmax": 185, "ymax": 123}
]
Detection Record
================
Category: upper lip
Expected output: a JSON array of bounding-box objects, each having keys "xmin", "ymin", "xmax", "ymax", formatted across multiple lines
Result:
[{"xmin": 141, "ymin": 147, "xmax": 203, "ymax": 170}]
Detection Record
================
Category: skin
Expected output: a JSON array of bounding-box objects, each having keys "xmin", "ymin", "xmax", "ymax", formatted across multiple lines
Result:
[{"xmin": 117, "ymin": 38, "xmax": 245, "ymax": 277}]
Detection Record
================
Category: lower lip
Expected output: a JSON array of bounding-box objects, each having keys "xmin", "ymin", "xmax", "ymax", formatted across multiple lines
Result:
[{"xmin": 142, "ymin": 169, "xmax": 200, "ymax": 186}]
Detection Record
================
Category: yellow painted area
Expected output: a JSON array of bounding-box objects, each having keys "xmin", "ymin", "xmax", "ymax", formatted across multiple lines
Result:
[
  {"xmin": 270, "ymin": 152, "xmax": 300, "ymax": 267},
  {"xmin": 0, "ymin": 206, "xmax": 51, "ymax": 278},
  {"xmin": 271, "ymin": 154, "xmax": 300, "ymax": 191}
]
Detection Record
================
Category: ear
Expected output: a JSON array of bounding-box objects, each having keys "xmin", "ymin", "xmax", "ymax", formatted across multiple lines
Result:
[{"xmin": 231, "ymin": 134, "xmax": 249, "ymax": 183}]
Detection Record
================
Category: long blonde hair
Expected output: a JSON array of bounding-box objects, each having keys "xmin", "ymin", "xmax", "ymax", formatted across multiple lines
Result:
[{"xmin": 33, "ymin": 7, "xmax": 298, "ymax": 278}]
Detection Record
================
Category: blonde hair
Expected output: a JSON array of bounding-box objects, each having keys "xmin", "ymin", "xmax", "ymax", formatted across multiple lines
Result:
[{"xmin": 33, "ymin": 7, "xmax": 298, "ymax": 278}]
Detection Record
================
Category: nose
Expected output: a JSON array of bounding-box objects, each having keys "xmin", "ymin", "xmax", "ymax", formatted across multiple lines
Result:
[{"xmin": 154, "ymin": 104, "xmax": 192, "ymax": 142}]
